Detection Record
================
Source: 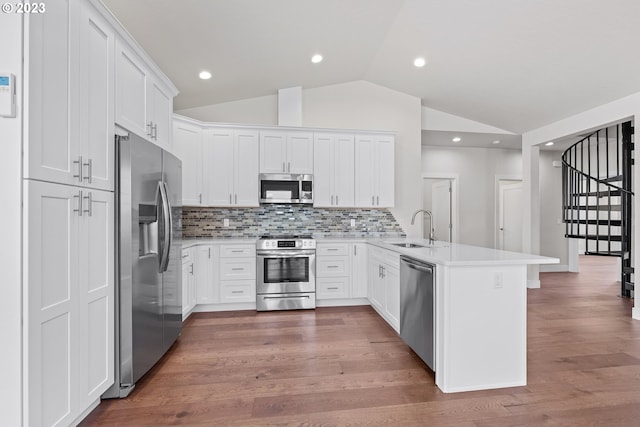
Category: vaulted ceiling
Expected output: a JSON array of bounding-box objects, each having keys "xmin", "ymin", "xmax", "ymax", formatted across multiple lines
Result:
[{"xmin": 102, "ymin": 0, "xmax": 640, "ymax": 133}]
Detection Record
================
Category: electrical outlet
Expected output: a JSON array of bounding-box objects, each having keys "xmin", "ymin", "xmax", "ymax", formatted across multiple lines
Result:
[
  {"xmin": 223, "ymin": 218, "xmax": 229, "ymax": 227},
  {"xmin": 350, "ymin": 219, "xmax": 356, "ymax": 227}
]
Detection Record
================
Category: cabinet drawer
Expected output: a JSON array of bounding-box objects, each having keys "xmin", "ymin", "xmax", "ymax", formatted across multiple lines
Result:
[
  {"xmin": 317, "ymin": 243, "xmax": 349, "ymax": 256},
  {"xmin": 316, "ymin": 256, "xmax": 350, "ymax": 277},
  {"xmin": 220, "ymin": 280, "xmax": 255, "ymax": 303},
  {"xmin": 220, "ymin": 244, "xmax": 255, "ymax": 258},
  {"xmin": 316, "ymin": 277, "xmax": 349, "ymax": 299},
  {"xmin": 220, "ymin": 258, "xmax": 256, "ymax": 280}
]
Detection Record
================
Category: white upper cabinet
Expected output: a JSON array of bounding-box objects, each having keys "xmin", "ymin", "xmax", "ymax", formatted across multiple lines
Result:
[
  {"xmin": 206, "ymin": 128, "xmax": 259, "ymax": 206},
  {"xmin": 172, "ymin": 120, "xmax": 203, "ymax": 206},
  {"xmin": 313, "ymin": 133, "xmax": 355, "ymax": 207},
  {"xmin": 115, "ymin": 38, "xmax": 174, "ymax": 149},
  {"xmin": 25, "ymin": 0, "xmax": 114, "ymax": 191},
  {"xmin": 147, "ymin": 78, "xmax": 173, "ymax": 151},
  {"xmin": 114, "ymin": 38, "xmax": 147, "ymax": 138},
  {"xmin": 355, "ymin": 134, "xmax": 395, "ymax": 207},
  {"xmin": 260, "ymin": 131, "xmax": 313, "ymax": 174}
]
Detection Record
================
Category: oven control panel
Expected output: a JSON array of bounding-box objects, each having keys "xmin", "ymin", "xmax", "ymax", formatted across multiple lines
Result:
[{"xmin": 257, "ymin": 237, "xmax": 316, "ymax": 250}]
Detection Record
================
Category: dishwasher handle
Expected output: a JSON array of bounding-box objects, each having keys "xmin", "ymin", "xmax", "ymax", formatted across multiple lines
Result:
[{"xmin": 401, "ymin": 257, "xmax": 434, "ymax": 274}]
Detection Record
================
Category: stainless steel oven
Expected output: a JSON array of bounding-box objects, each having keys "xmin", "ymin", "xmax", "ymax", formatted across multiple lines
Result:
[{"xmin": 256, "ymin": 235, "xmax": 316, "ymax": 311}]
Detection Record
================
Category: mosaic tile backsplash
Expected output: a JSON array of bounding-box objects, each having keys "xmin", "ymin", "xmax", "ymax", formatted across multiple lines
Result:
[{"xmin": 182, "ymin": 205, "xmax": 406, "ymax": 238}]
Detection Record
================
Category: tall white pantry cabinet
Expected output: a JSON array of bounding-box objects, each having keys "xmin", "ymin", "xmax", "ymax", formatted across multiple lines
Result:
[{"xmin": 21, "ymin": 1, "xmax": 177, "ymax": 425}]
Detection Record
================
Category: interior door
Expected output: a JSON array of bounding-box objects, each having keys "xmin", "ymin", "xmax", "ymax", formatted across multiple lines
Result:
[
  {"xmin": 499, "ymin": 181, "xmax": 523, "ymax": 251},
  {"xmin": 431, "ymin": 180, "xmax": 452, "ymax": 242}
]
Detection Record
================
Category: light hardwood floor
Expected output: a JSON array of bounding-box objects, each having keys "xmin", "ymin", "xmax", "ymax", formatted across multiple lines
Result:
[{"xmin": 81, "ymin": 256, "xmax": 640, "ymax": 426}]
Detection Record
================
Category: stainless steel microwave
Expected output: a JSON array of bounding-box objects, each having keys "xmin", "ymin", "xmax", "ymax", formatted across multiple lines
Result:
[{"xmin": 259, "ymin": 173, "xmax": 313, "ymax": 204}]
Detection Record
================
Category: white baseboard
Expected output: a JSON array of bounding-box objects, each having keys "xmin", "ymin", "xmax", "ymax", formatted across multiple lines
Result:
[
  {"xmin": 539, "ymin": 264, "xmax": 569, "ymax": 273},
  {"xmin": 316, "ymin": 298, "xmax": 370, "ymax": 307},
  {"xmin": 527, "ymin": 279, "xmax": 541, "ymax": 289},
  {"xmin": 194, "ymin": 302, "xmax": 256, "ymax": 313},
  {"xmin": 633, "ymin": 307, "xmax": 640, "ymax": 321}
]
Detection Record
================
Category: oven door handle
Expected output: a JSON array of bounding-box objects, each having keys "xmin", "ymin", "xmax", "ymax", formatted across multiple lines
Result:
[{"xmin": 257, "ymin": 251, "xmax": 316, "ymax": 258}]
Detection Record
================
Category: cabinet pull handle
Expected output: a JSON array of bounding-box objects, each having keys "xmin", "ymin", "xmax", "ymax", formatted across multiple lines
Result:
[
  {"xmin": 83, "ymin": 192, "xmax": 93, "ymax": 216},
  {"xmin": 354, "ymin": 245, "xmax": 357, "ymax": 256},
  {"xmin": 327, "ymin": 248, "xmax": 338, "ymax": 251},
  {"xmin": 327, "ymin": 287, "xmax": 339, "ymax": 290},
  {"xmin": 235, "ymin": 194, "xmax": 237, "ymax": 204},
  {"xmin": 146, "ymin": 122, "xmax": 153, "ymax": 138},
  {"xmin": 282, "ymin": 162, "xmax": 285, "ymax": 172},
  {"xmin": 229, "ymin": 193, "xmax": 232, "ymax": 204},
  {"xmin": 381, "ymin": 266, "xmax": 385, "ymax": 278},
  {"xmin": 331, "ymin": 195, "xmax": 334, "ymax": 205},
  {"xmin": 378, "ymin": 265, "xmax": 382, "ymax": 278},
  {"xmin": 208, "ymin": 247, "xmax": 211, "ymax": 258},
  {"xmin": 288, "ymin": 162, "xmax": 291, "ymax": 172},
  {"xmin": 83, "ymin": 158, "xmax": 93, "ymax": 184},
  {"xmin": 377, "ymin": 195, "xmax": 379, "ymax": 205},
  {"xmin": 73, "ymin": 156, "xmax": 83, "ymax": 182},
  {"xmin": 199, "ymin": 193, "xmax": 202, "ymax": 204},
  {"xmin": 231, "ymin": 267, "xmax": 244, "ymax": 271},
  {"xmin": 231, "ymin": 250, "xmax": 243, "ymax": 253},
  {"xmin": 190, "ymin": 264, "xmax": 194, "ymax": 275},
  {"xmin": 182, "ymin": 254, "xmax": 189, "ymax": 258},
  {"xmin": 327, "ymin": 265, "xmax": 339, "ymax": 268},
  {"xmin": 152, "ymin": 123, "xmax": 158, "ymax": 140},
  {"xmin": 73, "ymin": 190, "xmax": 83, "ymax": 217},
  {"xmin": 372, "ymin": 195, "xmax": 375, "ymax": 206},
  {"xmin": 231, "ymin": 290, "xmax": 243, "ymax": 294}
]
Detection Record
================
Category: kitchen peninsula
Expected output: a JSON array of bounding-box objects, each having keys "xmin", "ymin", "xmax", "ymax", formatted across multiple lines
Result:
[{"xmin": 372, "ymin": 238, "xmax": 557, "ymax": 393}]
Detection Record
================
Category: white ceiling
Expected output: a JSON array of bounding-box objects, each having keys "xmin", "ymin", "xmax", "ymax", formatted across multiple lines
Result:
[
  {"xmin": 422, "ymin": 130, "xmax": 522, "ymax": 150},
  {"xmin": 102, "ymin": 0, "xmax": 640, "ymax": 133}
]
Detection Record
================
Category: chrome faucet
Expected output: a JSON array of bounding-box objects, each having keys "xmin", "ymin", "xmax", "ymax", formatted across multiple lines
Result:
[{"xmin": 411, "ymin": 209, "xmax": 436, "ymax": 244}]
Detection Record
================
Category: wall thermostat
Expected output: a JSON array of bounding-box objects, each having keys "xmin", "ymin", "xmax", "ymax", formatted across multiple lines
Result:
[{"xmin": 0, "ymin": 73, "xmax": 16, "ymax": 118}]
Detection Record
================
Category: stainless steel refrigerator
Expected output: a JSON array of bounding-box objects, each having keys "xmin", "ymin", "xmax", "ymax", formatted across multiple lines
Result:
[{"xmin": 104, "ymin": 132, "xmax": 182, "ymax": 398}]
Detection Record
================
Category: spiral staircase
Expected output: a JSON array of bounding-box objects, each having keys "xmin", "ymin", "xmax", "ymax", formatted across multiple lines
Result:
[{"xmin": 561, "ymin": 121, "xmax": 634, "ymax": 297}]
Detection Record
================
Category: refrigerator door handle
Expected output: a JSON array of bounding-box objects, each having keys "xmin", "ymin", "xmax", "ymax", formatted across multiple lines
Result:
[
  {"xmin": 162, "ymin": 181, "xmax": 174, "ymax": 272},
  {"xmin": 157, "ymin": 181, "xmax": 171, "ymax": 273}
]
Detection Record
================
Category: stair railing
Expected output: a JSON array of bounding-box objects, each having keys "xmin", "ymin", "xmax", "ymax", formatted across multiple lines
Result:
[{"xmin": 561, "ymin": 121, "xmax": 634, "ymax": 296}]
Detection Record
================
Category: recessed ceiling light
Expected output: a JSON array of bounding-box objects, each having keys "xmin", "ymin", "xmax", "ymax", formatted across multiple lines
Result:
[
  {"xmin": 311, "ymin": 54, "xmax": 323, "ymax": 64},
  {"xmin": 199, "ymin": 71, "xmax": 212, "ymax": 80},
  {"xmin": 452, "ymin": 136, "xmax": 461, "ymax": 142},
  {"xmin": 492, "ymin": 140, "xmax": 501, "ymax": 145},
  {"xmin": 545, "ymin": 142, "xmax": 555, "ymax": 146},
  {"xmin": 414, "ymin": 57, "xmax": 426, "ymax": 68}
]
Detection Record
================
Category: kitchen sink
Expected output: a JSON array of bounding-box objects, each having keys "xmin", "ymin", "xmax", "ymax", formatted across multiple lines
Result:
[{"xmin": 392, "ymin": 243, "xmax": 425, "ymax": 248}]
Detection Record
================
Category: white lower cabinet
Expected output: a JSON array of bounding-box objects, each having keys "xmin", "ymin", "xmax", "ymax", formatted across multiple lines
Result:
[
  {"xmin": 181, "ymin": 247, "xmax": 197, "ymax": 319},
  {"xmin": 219, "ymin": 244, "xmax": 256, "ymax": 303},
  {"xmin": 351, "ymin": 243, "xmax": 368, "ymax": 298},
  {"xmin": 367, "ymin": 246, "xmax": 400, "ymax": 332},
  {"xmin": 25, "ymin": 180, "xmax": 114, "ymax": 427},
  {"xmin": 195, "ymin": 245, "xmax": 218, "ymax": 304}
]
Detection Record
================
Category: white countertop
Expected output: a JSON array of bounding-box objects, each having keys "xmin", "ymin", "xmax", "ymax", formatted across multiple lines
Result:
[
  {"xmin": 182, "ymin": 236, "xmax": 559, "ymax": 266},
  {"xmin": 369, "ymin": 238, "xmax": 559, "ymax": 266}
]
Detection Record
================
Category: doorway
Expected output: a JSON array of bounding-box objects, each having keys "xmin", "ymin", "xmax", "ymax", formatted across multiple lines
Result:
[
  {"xmin": 498, "ymin": 180, "xmax": 523, "ymax": 251},
  {"xmin": 422, "ymin": 176, "xmax": 457, "ymax": 243}
]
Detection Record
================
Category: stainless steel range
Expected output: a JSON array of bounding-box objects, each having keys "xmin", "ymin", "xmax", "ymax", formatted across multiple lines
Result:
[{"xmin": 256, "ymin": 235, "xmax": 316, "ymax": 311}]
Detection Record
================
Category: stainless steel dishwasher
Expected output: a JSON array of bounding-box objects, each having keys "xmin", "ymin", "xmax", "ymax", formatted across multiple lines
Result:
[{"xmin": 400, "ymin": 256, "xmax": 435, "ymax": 371}]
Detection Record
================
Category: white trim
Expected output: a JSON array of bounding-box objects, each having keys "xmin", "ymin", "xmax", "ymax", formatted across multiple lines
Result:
[
  {"xmin": 421, "ymin": 173, "xmax": 459, "ymax": 243},
  {"xmin": 539, "ymin": 264, "xmax": 569, "ymax": 273},
  {"xmin": 633, "ymin": 307, "xmax": 640, "ymax": 321},
  {"xmin": 194, "ymin": 302, "xmax": 256, "ymax": 312},
  {"xmin": 173, "ymin": 113, "xmax": 397, "ymax": 135},
  {"xmin": 72, "ymin": 399, "xmax": 101, "ymax": 426},
  {"xmin": 527, "ymin": 279, "xmax": 541, "ymax": 289},
  {"xmin": 316, "ymin": 298, "xmax": 369, "ymax": 307},
  {"xmin": 568, "ymin": 239, "xmax": 580, "ymax": 272}
]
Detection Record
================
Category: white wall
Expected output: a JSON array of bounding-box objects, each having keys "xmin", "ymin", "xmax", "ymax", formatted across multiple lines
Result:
[
  {"xmin": 421, "ymin": 145, "xmax": 521, "ymax": 247},
  {"xmin": 177, "ymin": 94, "xmax": 277, "ymax": 125},
  {"xmin": 178, "ymin": 80, "xmax": 424, "ymax": 237},
  {"xmin": 539, "ymin": 150, "xmax": 569, "ymax": 269},
  {"xmin": 0, "ymin": 13, "xmax": 23, "ymax": 426}
]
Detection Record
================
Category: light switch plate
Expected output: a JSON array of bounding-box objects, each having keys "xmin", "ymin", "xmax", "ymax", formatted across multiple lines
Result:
[{"xmin": 223, "ymin": 218, "xmax": 229, "ymax": 227}]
